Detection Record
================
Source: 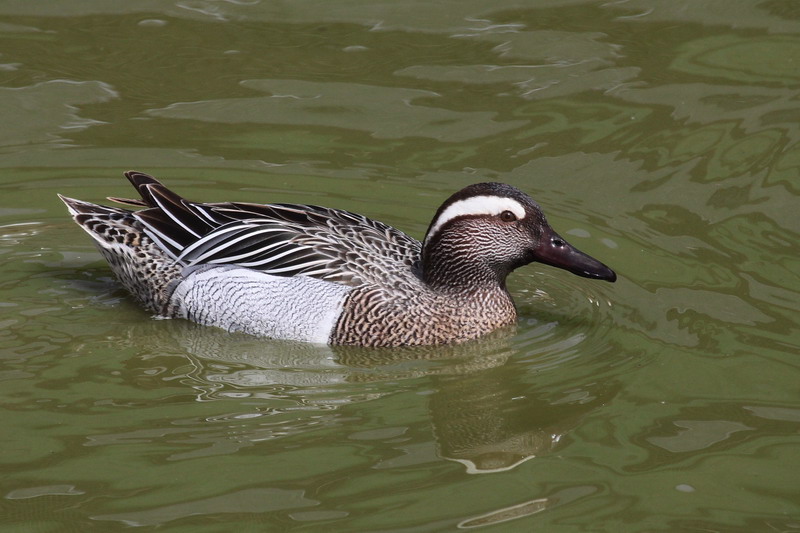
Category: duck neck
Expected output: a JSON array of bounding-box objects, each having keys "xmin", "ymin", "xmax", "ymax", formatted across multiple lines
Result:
[{"xmin": 420, "ymin": 237, "xmax": 510, "ymax": 296}]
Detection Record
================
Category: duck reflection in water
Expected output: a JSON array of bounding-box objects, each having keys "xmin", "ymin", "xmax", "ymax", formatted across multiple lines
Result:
[{"xmin": 132, "ymin": 320, "xmax": 617, "ymax": 474}]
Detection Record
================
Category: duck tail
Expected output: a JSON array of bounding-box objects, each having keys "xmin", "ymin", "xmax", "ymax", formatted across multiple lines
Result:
[{"xmin": 58, "ymin": 192, "xmax": 181, "ymax": 314}]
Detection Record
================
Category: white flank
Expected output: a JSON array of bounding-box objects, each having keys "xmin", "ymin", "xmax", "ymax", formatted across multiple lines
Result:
[
  {"xmin": 171, "ymin": 267, "xmax": 351, "ymax": 344},
  {"xmin": 426, "ymin": 195, "xmax": 526, "ymax": 241}
]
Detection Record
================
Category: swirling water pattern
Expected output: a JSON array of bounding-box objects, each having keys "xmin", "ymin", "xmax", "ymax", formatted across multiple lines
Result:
[{"xmin": 1, "ymin": 1, "xmax": 798, "ymax": 531}]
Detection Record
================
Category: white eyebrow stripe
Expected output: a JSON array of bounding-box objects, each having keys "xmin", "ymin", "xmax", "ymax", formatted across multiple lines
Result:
[{"xmin": 426, "ymin": 195, "xmax": 526, "ymax": 241}]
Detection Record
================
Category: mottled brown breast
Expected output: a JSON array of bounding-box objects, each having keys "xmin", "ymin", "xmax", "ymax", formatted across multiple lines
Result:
[{"xmin": 331, "ymin": 286, "xmax": 517, "ymax": 347}]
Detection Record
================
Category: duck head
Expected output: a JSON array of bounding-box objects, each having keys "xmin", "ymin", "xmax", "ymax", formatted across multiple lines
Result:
[{"xmin": 421, "ymin": 182, "xmax": 617, "ymax": 290}]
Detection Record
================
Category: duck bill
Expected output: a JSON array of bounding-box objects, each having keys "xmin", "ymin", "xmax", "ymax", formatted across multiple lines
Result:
[{"xmin": 532, "ymin": 228, "xmax": 617, "ymax": 282}]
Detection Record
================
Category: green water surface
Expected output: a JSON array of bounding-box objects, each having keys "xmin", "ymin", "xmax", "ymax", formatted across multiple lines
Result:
[{"xmin": 1, "ymin": 1, "xmax": 799, "ymax": 531}]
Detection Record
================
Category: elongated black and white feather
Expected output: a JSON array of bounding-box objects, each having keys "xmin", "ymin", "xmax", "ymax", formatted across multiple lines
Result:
[{"xmin": 119, "ymin": 172, "xmax": 421, "ymax": 289}]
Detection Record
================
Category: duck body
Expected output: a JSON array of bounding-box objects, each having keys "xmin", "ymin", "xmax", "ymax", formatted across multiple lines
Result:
[{"xmin": 60, "ymin": 171, "xmax": 615, "ymax": 347}]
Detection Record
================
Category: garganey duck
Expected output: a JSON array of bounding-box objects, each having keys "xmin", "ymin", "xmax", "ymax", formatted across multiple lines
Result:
[{"xmin": 60, "ymin": 171, "xmax": 616, "ymax": 347}]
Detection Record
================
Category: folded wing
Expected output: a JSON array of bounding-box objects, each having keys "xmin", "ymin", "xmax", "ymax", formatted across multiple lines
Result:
[{"xmin": 121, "ymin": 171, "xmax": 422, "ymax": 288}]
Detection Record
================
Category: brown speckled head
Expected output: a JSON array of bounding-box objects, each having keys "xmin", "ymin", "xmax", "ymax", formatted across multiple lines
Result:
[{"xmin": 421, "ymin": 183, "xmax": 616, "ymax": 291}]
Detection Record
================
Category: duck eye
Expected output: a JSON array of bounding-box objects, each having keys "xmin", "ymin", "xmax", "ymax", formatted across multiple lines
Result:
[{"xmin": 499, "ymin": 210, "xmax": 517, "ymax": 222}]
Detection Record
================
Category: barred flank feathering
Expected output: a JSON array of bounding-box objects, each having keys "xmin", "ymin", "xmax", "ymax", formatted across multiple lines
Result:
[
  {"xmin": 60, "ymin": 172, "xmax": 616, "ymax": 347},
  {"xmin": 170, "ymin": 266, "xmax": 351, "ymax": 343}
]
